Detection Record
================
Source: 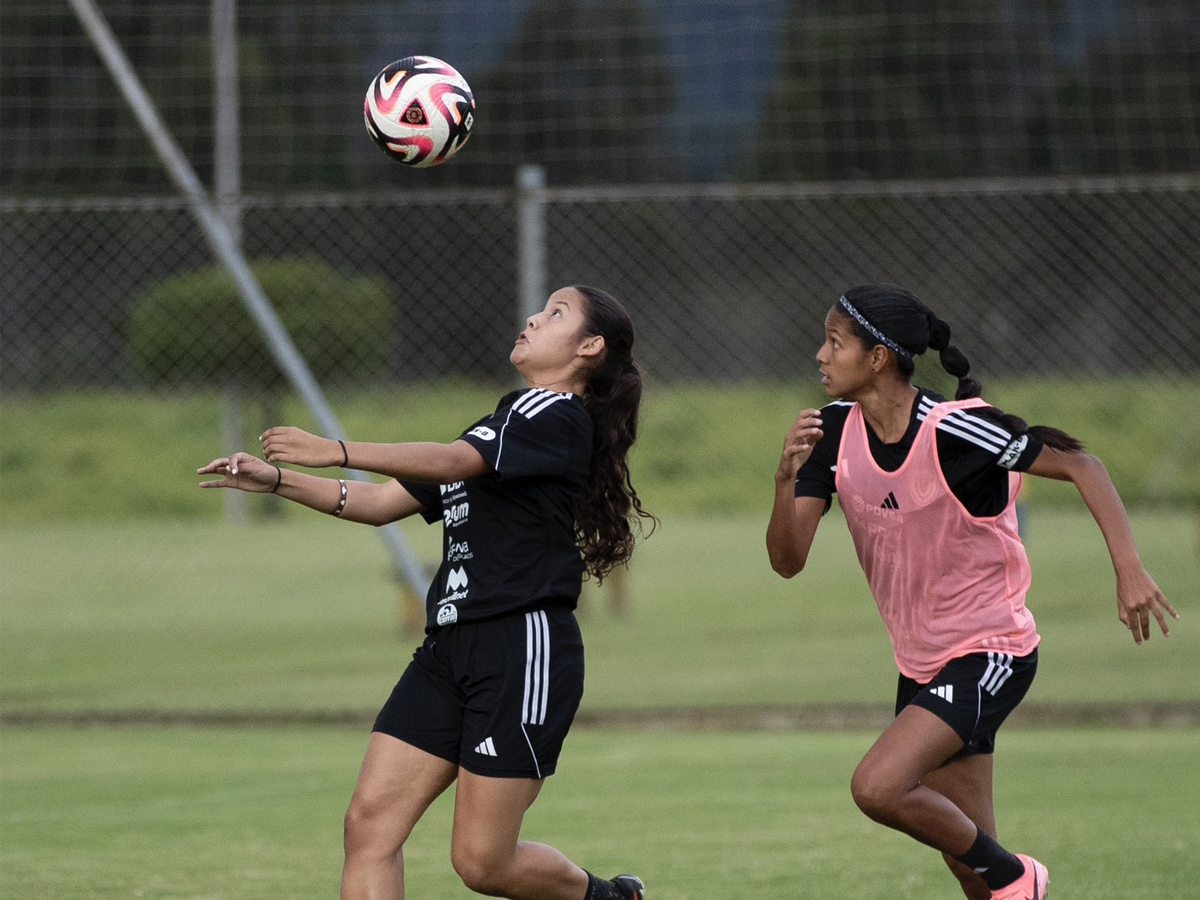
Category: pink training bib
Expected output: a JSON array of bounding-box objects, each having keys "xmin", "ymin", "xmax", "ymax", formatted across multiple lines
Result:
[{"xmin": 835, "ymin": 398, "xmax": 1040, "ymax": 682}]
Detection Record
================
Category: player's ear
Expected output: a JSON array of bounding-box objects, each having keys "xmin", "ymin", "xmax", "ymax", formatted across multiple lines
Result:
[
  {"xmin": 871, "ymin": 344, "xmax": 888, "ymax": 372},
  {"xmin": 577, "ymin": 333, "xmax": 605, "ymax": 360}
]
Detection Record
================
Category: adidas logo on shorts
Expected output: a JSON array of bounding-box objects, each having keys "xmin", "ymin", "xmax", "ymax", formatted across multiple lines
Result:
[
  {"xmin": 474, "ymin": 737, "xmax": 498, "ymax": 757},
  {"xmin": 929, "ymin": 684, "xmax": 954, "ymax": 703}
]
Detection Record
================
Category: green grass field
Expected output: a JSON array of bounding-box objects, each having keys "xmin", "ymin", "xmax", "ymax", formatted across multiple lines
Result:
[
  {"xmin": 2, "ymin": 377, "xmax": 1198, "ymax": 526},
  {"xmin": 2, "ymin": 382, "xmax": 1198, "ymax": 898},
  {"xmin": 1, "ymin": 511, "xmax": 1196, "ymax": 717},
  {"xmin": 2, "ymin": 726, "xmax": 1197, "ymax": 900}
]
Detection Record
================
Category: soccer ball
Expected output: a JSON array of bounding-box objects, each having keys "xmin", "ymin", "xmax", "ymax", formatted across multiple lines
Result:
[{"xmin": 364, "ymin": 56, "xmax": 475, "ymax": 167}]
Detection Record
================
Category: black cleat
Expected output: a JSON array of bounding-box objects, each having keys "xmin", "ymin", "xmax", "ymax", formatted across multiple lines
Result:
[{"xmin": 612, "ymin": 874, "xmax": 646, "ymax": 900}]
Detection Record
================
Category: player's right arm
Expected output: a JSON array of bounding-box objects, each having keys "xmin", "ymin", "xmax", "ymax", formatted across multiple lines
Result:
[
  {"xmin": 766, "ymin": 409, "xmax": 827, "ymax": 578},
  {"xmin": 197, "ymin": 451, "xmax": 426, "ymax": 525},
  {"xmin": 258, "ymin": 426, "xmax": 490, "ymax": 485}
]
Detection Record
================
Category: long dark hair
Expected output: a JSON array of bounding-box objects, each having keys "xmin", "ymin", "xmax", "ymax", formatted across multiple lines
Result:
[
  {"xmin": 838, "ymin": 283, "xmax": 1083, "ymax": 453},
  {"xmin": 572, "ymin": 285, "xmax": 657, "ymax": 581}
]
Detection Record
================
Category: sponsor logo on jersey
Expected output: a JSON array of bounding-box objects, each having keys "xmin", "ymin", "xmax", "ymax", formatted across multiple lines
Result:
[
  {"xmin": 468, "ymin": 426, "xmax": 496, "ymax": 441},
  {"xmin": 440, "ymin": 481, "xmax": 465, "ymax": 495},
  {"xmin": 436, "ymin": 603, "xmax": 458, "ymax": 625},
  {"xmin": 880, "ymin": 491, "xmax": 900, "ymax": 510},
  {"xmin": 441, "ymin": 566, "xmax": 470, "ymax": 603},
  {"xmin": 910, "ymin": 475, "xmax": 939, "ymax": 506},
  {"xmin": 443, "ymin": 501, "xmax": 469, "ymax": 527},
  {"xmin": 850, "ymin": 493, "xmax": 900, "ymax": 521},
  {"xmin": 447, "ymin": 539, "xmax": 473, "ymax": 562},
  {"xmin": 446, "ymin": 566, "xmax": 468, "ymax": 591}
]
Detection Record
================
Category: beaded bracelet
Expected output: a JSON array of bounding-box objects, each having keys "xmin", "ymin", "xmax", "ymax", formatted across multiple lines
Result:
[{"xmin": 332, "ymin": 479, "xmax": 348, "ymax": 517}]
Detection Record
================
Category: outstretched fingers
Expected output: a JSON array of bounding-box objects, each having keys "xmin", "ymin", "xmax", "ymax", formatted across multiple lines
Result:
[
  {"xmin": 1147, "ymin": 591, "xmax": 1179, "ymax": 639},
  {"xmin": 196, "ymin": 456, "xmax": 233, "ymax": 476},
  {"xmin": 1118, "ymin": 569, "xmax": 1179, "ymax": 644},
  {"xmin": 196, "ymin": 452, "xmax": 275, "ymax": 492}
]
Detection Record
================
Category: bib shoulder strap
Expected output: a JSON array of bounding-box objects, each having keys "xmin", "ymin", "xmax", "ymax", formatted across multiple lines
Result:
[{"xmin": 922, "ymin": 396, "xmax": 989, "ymax": 428}]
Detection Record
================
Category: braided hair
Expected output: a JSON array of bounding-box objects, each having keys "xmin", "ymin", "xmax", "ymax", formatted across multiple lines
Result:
[{"xmin": 838, "ymin": 284, "xmax": 1083, "ymax": 452}]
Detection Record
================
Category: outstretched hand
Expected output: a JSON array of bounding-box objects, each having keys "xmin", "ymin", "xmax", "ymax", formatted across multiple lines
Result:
[
  {"xmin": 1116, "ymin": 565, "xmax": 1179, "ymax": 644},
  {"xmin": 197, "ymin": 452, "xmax": 280, "ymax": 493},
  {"xmin": 260, "ymin": 426, "xmax": 343, "ymax": 468}
]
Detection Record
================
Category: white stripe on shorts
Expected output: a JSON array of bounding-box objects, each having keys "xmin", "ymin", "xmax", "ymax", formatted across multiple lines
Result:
[
  {"xmin": 980, "ymin": 652, "xmax": 1015, "ymax": 695},
  {"xmin": 522, "ymin": 610, "xmax": 550, "ymax": 725}
]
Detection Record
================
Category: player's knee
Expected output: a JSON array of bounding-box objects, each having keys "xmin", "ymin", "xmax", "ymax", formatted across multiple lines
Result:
[
  {"xmin": 849, "ymin": 765, "xmax": 899, "ymax": 822},
  {"xmin": 343, "ymin": 794, "xmax": 404, "ymax": 858},
  {"xmin": 451, "ymin": 845, "xmax": 509, "ymax": 896}
]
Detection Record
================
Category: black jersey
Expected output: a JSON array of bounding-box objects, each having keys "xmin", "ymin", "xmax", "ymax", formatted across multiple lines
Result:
[
  {"xmin": 402, "ymin": 388, "xmax": 593, "ymax": 631},
  {"xmin": 794, "ymin": 388, "xmax": 1044, "ymax": 517}
]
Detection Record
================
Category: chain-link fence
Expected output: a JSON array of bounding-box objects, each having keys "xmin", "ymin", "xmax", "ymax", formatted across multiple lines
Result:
[
  {"xmin": 4, "ymin": 176, "xmax": 1199, "ymax": 391},
  {"xmin": 2, "ymin": 1, "xmax": 1198, "ymax": 522}
]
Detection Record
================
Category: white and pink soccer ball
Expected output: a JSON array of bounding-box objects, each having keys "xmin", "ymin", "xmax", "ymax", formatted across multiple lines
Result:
[{"xmin": 364, "ymin": 56, "xmax": 475, "ymax": 167}]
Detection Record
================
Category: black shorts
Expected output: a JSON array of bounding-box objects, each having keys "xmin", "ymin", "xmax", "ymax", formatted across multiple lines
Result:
[
  {"xmin": 895, "ymin": 649, "xmax": 1037, "ymax": 757},
  {"xmin": 373, "ymin": 606, "xmax": 584, "ymax": 779}
]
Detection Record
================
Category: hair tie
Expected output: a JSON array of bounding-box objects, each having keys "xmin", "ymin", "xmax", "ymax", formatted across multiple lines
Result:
[{"xmin": 838, "ymin": 295, "xmax": 912, "ymax": 360}]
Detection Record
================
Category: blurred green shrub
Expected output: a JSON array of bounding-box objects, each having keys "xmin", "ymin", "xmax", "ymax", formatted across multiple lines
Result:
[{"xmin": 128, "ymin": 257, "xmax": 394, "ymax": 386}]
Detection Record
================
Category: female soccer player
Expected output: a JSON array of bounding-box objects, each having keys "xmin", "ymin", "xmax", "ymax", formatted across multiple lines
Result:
[
  {"xmin": 766, "ymin": 283, "xmax": 1177, "ymax": 900},
  {"xmin": 199, "ymin": 286, "xmax": 654, "ymax": 900}
]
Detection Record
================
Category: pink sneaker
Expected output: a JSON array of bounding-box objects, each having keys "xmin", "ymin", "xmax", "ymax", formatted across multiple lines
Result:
[{"xmin": 990, "ymin": 854, "xmax": 1049, "ymax": 900}]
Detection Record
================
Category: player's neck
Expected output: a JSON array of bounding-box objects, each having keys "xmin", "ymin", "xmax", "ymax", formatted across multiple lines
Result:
[
  {"xmin": 520, "ymin": 366, "xmax": 586, "ymax": 395},
  {"xmin": 857, "ymin": 383, "xmax": 919, "ymax": 444}
]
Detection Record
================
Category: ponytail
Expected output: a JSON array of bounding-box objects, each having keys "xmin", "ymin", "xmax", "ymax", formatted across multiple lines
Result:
[
  {"xmin": 839, "ymin": 284, "xmax": 1084, "ymax": 452},
  {"xmin": 925, "ymin": 314, "xmax": 983, "ymax": 400},
  {"xmin": 572, "ymin": 286, "xmax": 657, "ymax": 581},
  {"xmin": 971, "ymin": 407, "xmax": 1086, "ymax": 454}
]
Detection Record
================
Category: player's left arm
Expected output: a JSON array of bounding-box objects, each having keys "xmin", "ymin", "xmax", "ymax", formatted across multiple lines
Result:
[
  {"xmin": 260, "ymin": 426, "xmax": 490, "ymax": 484},
  {"xmin": 1027, "ymin": 446, "xmax": 1179, "ymax": 643}
]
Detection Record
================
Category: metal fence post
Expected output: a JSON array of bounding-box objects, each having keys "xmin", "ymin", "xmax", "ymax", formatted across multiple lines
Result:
[
  {"xmin": 516, "ymin": 165, "xmax": 547, "ymax": 351},
  {"xmin": 212, "ymin": 0, "xmax": 247, "ymax": 525}
]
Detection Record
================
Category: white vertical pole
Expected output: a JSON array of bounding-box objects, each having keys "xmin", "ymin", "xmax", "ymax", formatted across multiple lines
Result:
[
  {"xmin": 515, "ymin": 165, "xmax": 547, "ymax": 345},
  {"xmin": 212, "ymin": 0, "xmax": 241, "ymax": 246},
  {"xmin": 213, "ymin": 0, "xmax": 246, "ymax": 525},
  {"xmin": 69, "ymin": 0, "xmax": 429, "ymax": 606}
]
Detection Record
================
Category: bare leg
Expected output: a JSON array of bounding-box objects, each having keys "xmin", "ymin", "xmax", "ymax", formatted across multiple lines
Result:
[
  {"xmin": 924, "ymin": 753, "xmax": 997, "ymax": 900},
  {"xmin": 850, "ymin": 705, "xmax": 979, "ymax": 856},
  {"xmin": 341, "ymin": 733, "xmax": 459, "ymax": 900},
  {"xmin": 450, "ymin": 768, "xmax": 591, "ymax": 900}
]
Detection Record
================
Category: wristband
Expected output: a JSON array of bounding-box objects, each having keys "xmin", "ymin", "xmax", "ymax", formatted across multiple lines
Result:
[
  {"xmin": 338, "ymin": 439, "xmax": 349, "ymax": 467},
  {"xmin": 332, "ymin": 479, "xmax": 348, "ymax": 517},
  {"xmin": 270, "ymin": 465, "xmax": 283, "ymax": 493}
]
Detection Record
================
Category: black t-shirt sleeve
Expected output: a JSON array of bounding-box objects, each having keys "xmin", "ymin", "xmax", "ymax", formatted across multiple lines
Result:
[
  {"xmin": 934, "ymin": 405, "xmax": 1045, "ymax": 516},
  {"xmin": 398, "ymin": 479, "xmax": 443, "ymax": 524},
  {"xmin": 459, "ymin": 391, "xmax": 589, "ymax": 480},
  {"xmin": 934, "ymin": 405, "xmax": 1046, "ymax": 473}
]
